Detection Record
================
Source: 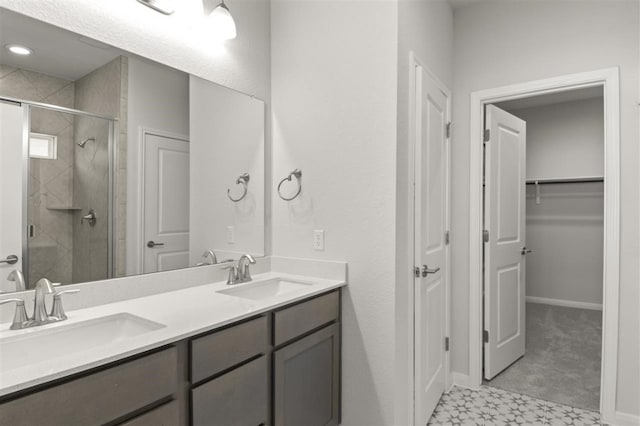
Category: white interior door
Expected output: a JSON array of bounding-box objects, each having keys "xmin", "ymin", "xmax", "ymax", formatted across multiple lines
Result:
[
  {"xmin": 0, "ymin": 102, "xmax": 25, "ymax": 291},
  {"xmin": 414, "ymin": 66, "xmax": 449, "ymax": 425},
  {"xmin": 143, "ymin": 133, "xmax": 190, "ymax": 273},
  {"xmin": 483, "ymin": 105, "xmax": 527, "ymax": 380}
]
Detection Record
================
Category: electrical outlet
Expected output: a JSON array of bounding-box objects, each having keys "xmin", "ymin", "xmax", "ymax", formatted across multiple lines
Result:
[
  {"xmin": 227, "ymin": 226, "xmax": 235, "ymax": 244},
  {"xmin": 313, "ymin": 230, "xmax": 325, "ymax": 250}
]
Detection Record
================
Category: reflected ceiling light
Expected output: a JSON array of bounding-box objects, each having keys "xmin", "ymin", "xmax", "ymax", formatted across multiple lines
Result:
[
  {"xmin": 136, "ymin": 0, "xmax": 174, "ymax": 15},
  {"xmin": 5, "ymin": 44, "xmax": 32, "ymax": 55},
  {"xmin": 208, "ymin": 0, "xmax": 237, "ymax": 40}
]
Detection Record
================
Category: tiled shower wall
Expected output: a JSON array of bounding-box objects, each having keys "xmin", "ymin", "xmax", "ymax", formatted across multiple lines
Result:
[
  {"xmin": 72, "ymin": 56, "xmax": 127, "ymax": 283},
  {"xmin": 0, "ymin": 65, "xmax": 76, "ymax": 287}
]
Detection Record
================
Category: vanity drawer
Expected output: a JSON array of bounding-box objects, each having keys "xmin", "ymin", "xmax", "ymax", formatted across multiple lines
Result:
[
  {"xmin": 118, "ymin": 400, "xmax": 180, "ymax": 426},
  {"xmin": 274, "ymin": 290, "xmax": 340, "ymax": 346},
  {"xmin": 0, "ymin": 346, "xmax": 177, "ymax": 426},
  {"xmin": 190, "ymin": 315, "xmax": 268, "ymax": 383},
  {"xmin": 191, "ymin": 355, "xmax": 269, "ymax": 426}
]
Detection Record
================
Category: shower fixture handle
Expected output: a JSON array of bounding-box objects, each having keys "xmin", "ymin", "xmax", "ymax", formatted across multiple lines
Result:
[{"xmin": 81, "ymin": 209, "xmax": 97, "ymax": 226}]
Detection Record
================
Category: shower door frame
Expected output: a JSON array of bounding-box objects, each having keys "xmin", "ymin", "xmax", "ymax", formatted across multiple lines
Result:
[{"xmin": 1, "ymin": 96, "xmax": 118, "ymax": 287}]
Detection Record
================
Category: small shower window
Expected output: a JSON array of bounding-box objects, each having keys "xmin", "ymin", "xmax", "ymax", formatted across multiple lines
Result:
[{"xmin": 29, "ymin": 133, "xmax": 57, "ymax": 160}]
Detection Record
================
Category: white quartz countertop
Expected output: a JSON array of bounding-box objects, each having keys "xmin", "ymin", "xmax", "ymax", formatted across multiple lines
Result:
[{"xmin": 0, "ymin": 271, "xmax": 345, "ymax": 397}]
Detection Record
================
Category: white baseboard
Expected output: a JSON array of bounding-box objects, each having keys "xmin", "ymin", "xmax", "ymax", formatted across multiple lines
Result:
[
  {"xmin": 610, "ymin": 411, "xmax": 640, "ymax": 426},
  {"xmin": 526, "ymin": 296, "xmax": 602, "ymax": 311},
  {"xmin": 451, "ymin": 372, "xmax": 476, "ymax": 390}
]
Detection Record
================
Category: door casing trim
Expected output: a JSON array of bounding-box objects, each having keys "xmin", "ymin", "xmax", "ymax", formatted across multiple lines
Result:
[{"xmin": 467, "ymin": 68, "xmax": 620, "ymax": 423}]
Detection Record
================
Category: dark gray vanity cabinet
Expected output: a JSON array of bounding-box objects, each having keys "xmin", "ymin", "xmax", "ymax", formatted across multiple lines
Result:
[
  {"xmin": 273, "ymin": 323, "xmax": 340, "ymax": 426},
  {"xmin": 190, "ymin": 315, "xmax": 270, "ymax": 426},
  {"xmin": 0, "ymin": 347, "xmax": 179, "ymax": 426},
  {"xmin": 0, "ymin": 289, "xmax": 341, "ymax": 426},
  {"xmin": 192, "ymin": 356, "xmax": 269, "ymax": 426},
  {"xmin": 272, "ymin": 291, "xmax": 341, "ymax": 426}
]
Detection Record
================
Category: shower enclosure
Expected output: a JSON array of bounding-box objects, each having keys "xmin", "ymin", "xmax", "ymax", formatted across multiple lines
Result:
[{"xmin": 24, "ymin": 102, "xmax": 116, "ymax": 287}]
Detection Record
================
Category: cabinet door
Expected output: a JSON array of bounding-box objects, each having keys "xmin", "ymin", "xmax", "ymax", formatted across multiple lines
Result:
[
  {"xmin": 191, "ymin": 356, "xmax": 269, "ymax": 426},
  {"xmin": 118, "ymin": 400, "xmax": 179, "ymax": 426},
  {"xmin": 0, "ymin": 347, "xmax": 177, "ymax": 426},
  {"xmin": 274, "ymin": 323, "xmax": 340, "ymax": 426}
]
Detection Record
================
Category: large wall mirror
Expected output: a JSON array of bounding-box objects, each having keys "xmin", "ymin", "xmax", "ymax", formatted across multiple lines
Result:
[{"xmin": 0, "ymin": 8, "xmax": 265, "ymax": 292}]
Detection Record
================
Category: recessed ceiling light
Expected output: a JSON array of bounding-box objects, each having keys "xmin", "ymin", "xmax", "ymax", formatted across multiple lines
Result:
[{"xmin": 5, "ymin": 44, "xmax": 32, "ymax": 56}]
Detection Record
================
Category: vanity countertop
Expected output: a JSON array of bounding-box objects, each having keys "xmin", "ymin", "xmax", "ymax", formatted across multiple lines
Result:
[{"xmin": 0, "ymin": 272, "xmax": 346, "ymax": 397}]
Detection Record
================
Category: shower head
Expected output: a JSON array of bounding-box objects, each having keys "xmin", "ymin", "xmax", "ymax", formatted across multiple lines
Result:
[{"xmin": 77, "ymin": 137, "xmax": 95, "ymax": 148}]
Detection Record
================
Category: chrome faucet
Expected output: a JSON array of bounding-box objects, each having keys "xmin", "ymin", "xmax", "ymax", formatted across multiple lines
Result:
[
  {"xmin": 222, "ymin": 254, "xmax": 256, "ymax": 285},
  {"xmin": 202, "ymin": 250, "xmax": 218, "ymax": 265},
  {"xmin": 0, "ymin": 278, "xmax": 79, "ymax": 330},
  {"xmin": 7, "ymin": 269, "xmax": 26, "ymax": 292},
  {"xmin": 237, "ymin": 254, "xmax": 256, "ymax": 283},
  {"xmin": 33, "ymin": 278, "xmax": 55, "ymax": 323},
  {"xmin": 0, "ymin": 298, "xmax": 29, "ymax": 330},
  {"xmin": 222, "ymin": 265, "xmax": 239, "ymax": 285}
]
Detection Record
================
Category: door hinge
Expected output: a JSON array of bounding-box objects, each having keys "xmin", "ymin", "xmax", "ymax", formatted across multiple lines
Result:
[
  {"xmin": 483, "ymin": 230, "xmax": 489, "ymax": 243},
  {"xmin": 414, "ymin": 266, "xmax": 420, "ymax": 278},
  {"xmin": 445, "ymin": 230, "xmax": 450, "ymax": 245},
  {"xmin": 446, "ymin": 121, "xmax": 453, "ymax": 139},
  {"xmin": 445, "ymin": 336, "xmax": 450, "ymax": 351},
  {"xmin": 483, "ymin": 129, "xmax": 490, "ymax": 142},
  {"xmin": 483, "ymin": 330, "xmax": 489, "ymax": 343}
]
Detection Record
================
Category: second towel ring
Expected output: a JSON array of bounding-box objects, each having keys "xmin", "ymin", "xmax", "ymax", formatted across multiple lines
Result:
[
  {"xmin": 227, "ymin": 173, "xmax": 250, "ymax": 202},
  {"xmin": 278, "ymin": 169, "xmax": 302, "ymax": 201}
]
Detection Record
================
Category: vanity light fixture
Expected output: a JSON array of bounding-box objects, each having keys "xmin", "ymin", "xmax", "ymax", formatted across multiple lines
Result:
[
  {"xmin": 5, "ymin": 44, "xmax": 32, "ymax": 55},
  {"xmin": 208, "ymin": 0, "xmax": 237, "ymax": 40},
  {"xmin": 136, "ymin": 0, "xmax": 175, "ymax": 15}
]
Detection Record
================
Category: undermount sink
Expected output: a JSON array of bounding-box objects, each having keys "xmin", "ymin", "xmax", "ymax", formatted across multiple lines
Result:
[
  {"xmin": 0, "ymin": 313, "xmax": 165, "ymax": 372},
  {"xmin": 217, "ymin": 278, "xmax": 314, "ymax": 300}
]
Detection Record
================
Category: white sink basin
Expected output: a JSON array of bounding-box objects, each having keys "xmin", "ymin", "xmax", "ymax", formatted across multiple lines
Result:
[
  {"xmin": 0, "ymin": 313, "xmax": 165, "ymax": 372},
  {"xmin": 217, "ymin": 278, "xmax": 314, "ymax": 300}
]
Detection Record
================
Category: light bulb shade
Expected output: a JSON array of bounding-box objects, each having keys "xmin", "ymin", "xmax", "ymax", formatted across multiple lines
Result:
[{"xmin": 209, "ymin": 2, "xmax": 236, "ymax": 40}]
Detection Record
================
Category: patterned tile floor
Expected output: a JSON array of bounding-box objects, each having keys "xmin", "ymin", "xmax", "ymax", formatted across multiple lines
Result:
[{"xmin": 428, "ymin": 386, "xmax": 602, "ymax": 425}]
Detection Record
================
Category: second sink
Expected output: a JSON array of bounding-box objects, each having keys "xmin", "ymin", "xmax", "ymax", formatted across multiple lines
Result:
[{"xmin": 217, "ymin": 278, "xmax": 314, "ymax": 300}]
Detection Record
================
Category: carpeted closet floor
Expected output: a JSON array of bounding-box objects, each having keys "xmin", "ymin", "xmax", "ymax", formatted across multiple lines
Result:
[{"xmin": 484, "ymin": 302, "xmax": 602, "ymax": 411}]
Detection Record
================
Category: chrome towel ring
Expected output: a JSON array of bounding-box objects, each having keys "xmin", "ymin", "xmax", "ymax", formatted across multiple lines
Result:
[
  {"xmin": 278, "ymin": 169, "xmax": 302, "ymax": 201},
  {"xmin": 227, "ymin": 173, "xmax": 250, "ymax": 202}
]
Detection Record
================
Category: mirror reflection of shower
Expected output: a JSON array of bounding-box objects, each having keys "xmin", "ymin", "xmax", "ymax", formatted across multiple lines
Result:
[{"xmin": 26, "ymin": 104, "xmax": 115, "ymax": 288}]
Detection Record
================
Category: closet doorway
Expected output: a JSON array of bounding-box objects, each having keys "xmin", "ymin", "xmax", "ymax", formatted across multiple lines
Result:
[
  {"xmin": 483, "ymin": 87, "xmax": 604, "ymax": 411},
  {"xmin": 467, "ymin": 68, "xmax": 621, "ymax": 422}
]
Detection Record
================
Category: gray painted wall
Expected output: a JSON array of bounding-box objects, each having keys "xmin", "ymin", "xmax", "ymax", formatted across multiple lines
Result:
[
  {"xmin": 508, "ymin": 98, "xmax": 604, "ymax": 306},
  {"xmin": 125, "ymin": 56, "xmax": 189, "ymax": 276}
]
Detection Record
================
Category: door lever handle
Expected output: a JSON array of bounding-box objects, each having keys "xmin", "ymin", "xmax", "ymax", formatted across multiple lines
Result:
[
  {"xmin": 147, "ymin": 240, "xmax": 165, "ymax": 248},
  {"xmin": 0, "ymin": 255, "xmax": 18, "ymax": 265},
  {"xmin": 521, "ymin": 247, "xmax": 532, "ymax": 255},
  {"xmin": 421, "ymin": 265, "xmax": 441, "ymax": 277}
]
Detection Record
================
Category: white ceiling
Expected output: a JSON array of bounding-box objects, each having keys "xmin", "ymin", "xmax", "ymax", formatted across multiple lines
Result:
[
  {"xmin": 495, "ymin": 86, "xmax": 603, "ymax": 111},
  {"xmin": 0, "ymin": 8, "xmax": 123, "ymax": 81}
]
